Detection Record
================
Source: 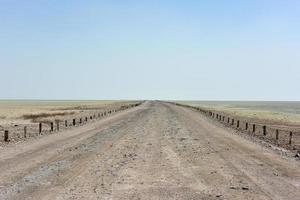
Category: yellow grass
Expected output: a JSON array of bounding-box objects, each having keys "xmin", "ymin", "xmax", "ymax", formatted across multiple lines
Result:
[
  {"xmin": 0, "ymin": 100, "xmax": 131, "ymax": 125},
  {"xmin": 177, "ymin": 101, "xmax": 300, "ymax": 126}
]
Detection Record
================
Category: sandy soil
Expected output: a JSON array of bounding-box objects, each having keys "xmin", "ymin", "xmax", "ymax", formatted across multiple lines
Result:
[{"xmin": 0, "ymin": 101, "xmax": 299, "ymax": 200}]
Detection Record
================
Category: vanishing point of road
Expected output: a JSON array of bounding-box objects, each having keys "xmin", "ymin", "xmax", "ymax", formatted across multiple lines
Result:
[{"xmin": 0, "ymin": 101, "xmax": 299, "ymax": 200}]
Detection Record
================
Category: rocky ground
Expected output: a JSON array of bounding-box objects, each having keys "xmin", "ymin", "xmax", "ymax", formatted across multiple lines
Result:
[{"xmin": 0, "ymin": 101, "xmax": 299, "ymax": 200}]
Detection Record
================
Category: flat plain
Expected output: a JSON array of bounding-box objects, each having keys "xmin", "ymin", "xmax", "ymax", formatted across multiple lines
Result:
[
  {"xmin": 0, "ymin": 101, "xmax": 299, "ymax": 200},
  {"xmin": 177, "ymin": 101, "xmax": 300, "ymax": 127},
  {"xmin": 0, "ymin": 100, "xmax": 132, "ymax": 125},
  {"xmin": 0, "ymin": 100, "xmax": 139, "ymax": 143}
]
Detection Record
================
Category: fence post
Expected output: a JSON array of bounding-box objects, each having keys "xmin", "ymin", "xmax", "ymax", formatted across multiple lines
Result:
[
  {"xmin": 289, "ymin": 132, "xmax": 293, "ymax": 145},
  {"xmin": 237, "ymin": 120, "xmax": 240, "ymax": 128},
  {"xmin": 253, "ymin": 124, "xmax": 256, "ymax": 133},
  {"xmin": 276, "ymin": 129, "xmax": 279, "ymax": 144},
  {"xmin": 73, "ymin": 119, "xmax": 76, "ymax": 126},
  {"xmin": 39, "ymin": 123, "xmax": 42, "ymax": 134},
  {"xmin": 85, "ymin": 117, "xmax": 88, "ymax": 122},
  {"xmin": 65, "ymin": 120, "xmax": 68, "ymax": 127},
  {"xmin": 56, "ymin": 121, "xmax": 59, "ymax": 131},
  {"xmin": 231, "ymin": 119, "xmax": 234, "ymax": 126},
  {"xmin": 227, "ymin": 117, "xmax": 230, "ymax": 124},
  {"xmin": 245, "ymin": 122, "xmax": 248, "ymax": 130},
  {"xmin": 50, "ymin": 122, "xmax": 54, "ymax": 132},
  {"xmin": 263, "ymin": 125, "xmax": 266, "ymax": 136},
  {"xmin": 79, "ymin": 118, "xmax": 82, "ymax": 124},
  {"xmin": 24, "ymin": 126, "xmax": 27, "ymax": 138},
  {"xmin": 4, "ymin": 130, "xmax": 8, "ymax": 142}
]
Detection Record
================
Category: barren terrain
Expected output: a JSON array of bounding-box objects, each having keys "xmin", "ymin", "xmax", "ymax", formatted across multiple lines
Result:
[
  {"xmin": 0, "ymin": 100, "xmax": 140, "ymax": 143},
  {"xmin": 0, "ymin": 101, "xmax": 299, "ymax": 200},
  {"xmin": 178, "ymin": 101, "xmax": 300, "ymax": 128}
]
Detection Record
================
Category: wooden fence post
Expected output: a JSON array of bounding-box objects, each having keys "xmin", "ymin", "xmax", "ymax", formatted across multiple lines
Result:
[
  {"xmin": 237, "ymin": 120, "xmax": 239, "ymax": 128},
  {"xmin": 65, "ymin": 120, "xmax": 68, "ymax": 127},
  {"xmin": 85, "ymin": 117, "xmax": 88, "ymax": 122},
  {"xmin": 79, "ymin": 118, "xmax": 82, "ymax": 124},
  {"xmin": 276, "ymin": 129, "xmax": 279, "ymax": 144},
  {"xmin": 245, "ymin": 122, "xmax": 248, "ymax": 130},
  {"xmin": 39, "ymin": 123, "xmax": 42, "ymax": 134},
  {"xmin": 253, "ymin": 124, "xmax": 256, "ymax": 133},
  {"xmin": 4, "ymin": 130, "xmax": 8, "ymax": 142},
  {"xmin": 263, "ymin": 125, "xmax": 266, "ymax": 136},
  {"xmin": 231, "ymin": 119, "xmax": 234, "ymax": 126},
  {"xmin": 73, "ymin": 119, "xmax": 76, "ymax": 126},
  {"xmin": 289, "ymin": 132, "xmax": 293, "ymax": 145},
  {"xmin": 227, "ymin": 117, "xmax": 230, "ymax": 124},
  {"xmin": 50, "ymin": 122, "xmax": 54, "ymax": 132},
  {"xmin": 24, "ymin": 126, "xmax": 27, "ymax": 138},
  {"xmin": 56, "ymin": 121, "xmax": 59, "ymax": 131}
]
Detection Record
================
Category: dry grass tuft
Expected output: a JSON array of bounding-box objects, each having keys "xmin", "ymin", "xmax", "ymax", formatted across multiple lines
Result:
[{"xmin": 22, "ymin": 112, "xmax": 75, "ymax": 122}]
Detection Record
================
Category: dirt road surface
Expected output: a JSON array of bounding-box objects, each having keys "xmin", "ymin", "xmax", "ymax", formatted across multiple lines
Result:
[{"xmin": 0, "ymin": 101, "xmax": 299, "ymax": 200}]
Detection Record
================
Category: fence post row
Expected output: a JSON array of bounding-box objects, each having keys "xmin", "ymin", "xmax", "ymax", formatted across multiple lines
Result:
[
  {"xmin": 0, "ymin": 103, "xmax": 140, "ymax": 142},
  {"xmin": 174, "ymin": 103, "xmax": 297, "ymax": 149}
]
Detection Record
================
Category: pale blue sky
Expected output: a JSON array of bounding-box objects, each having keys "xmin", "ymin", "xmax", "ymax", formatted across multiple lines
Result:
[{"xmin": 1, "ymin": 0, "xmax": 299, "ymax": 100}]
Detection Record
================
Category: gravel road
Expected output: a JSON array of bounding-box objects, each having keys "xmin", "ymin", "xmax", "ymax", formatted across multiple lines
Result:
[{"xmin": 0, "ymin": 101, "xmax": 299, "ymax": 200}]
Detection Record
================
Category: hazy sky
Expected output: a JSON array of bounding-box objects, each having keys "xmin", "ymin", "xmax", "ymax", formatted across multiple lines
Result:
[{"xmin": 1, "ymin": 1, "xmax": 299, "ymax": 100}]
